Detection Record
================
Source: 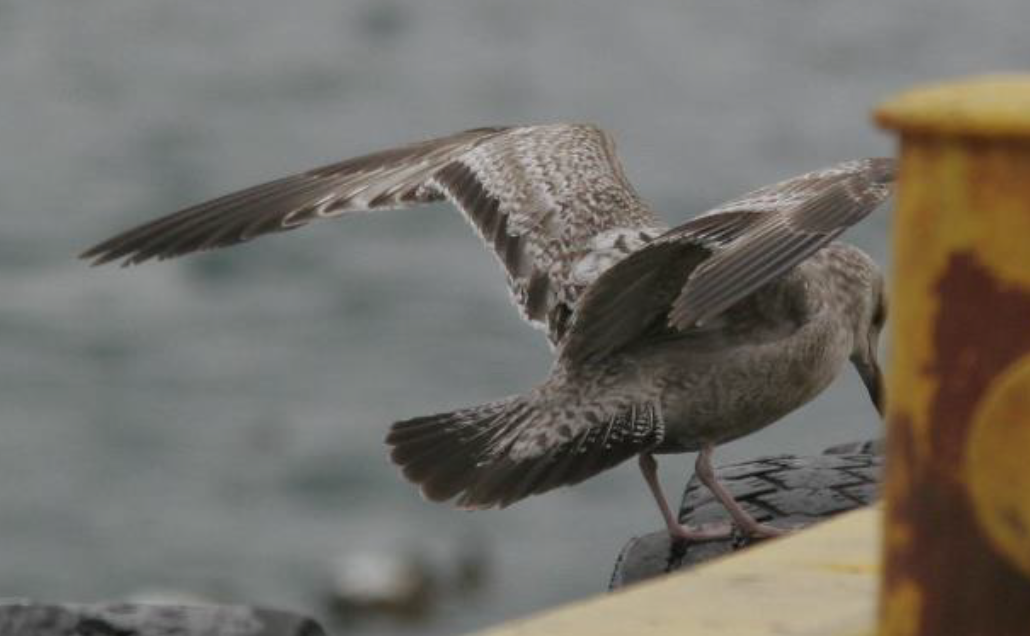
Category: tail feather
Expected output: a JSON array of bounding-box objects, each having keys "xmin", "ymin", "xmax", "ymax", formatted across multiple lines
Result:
[
  {"xmin": 389, "ymin": 429, "xmax": 460, "ymax": 465},
  {"xmin": 385, "ymin": 395, "xmax": 663, "ymax": 509}
]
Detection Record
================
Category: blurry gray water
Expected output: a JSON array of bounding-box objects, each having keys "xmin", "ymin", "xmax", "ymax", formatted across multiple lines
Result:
[{"xmin": 1, "ymin": 1, "xmax": 1028, "ymax": 633}]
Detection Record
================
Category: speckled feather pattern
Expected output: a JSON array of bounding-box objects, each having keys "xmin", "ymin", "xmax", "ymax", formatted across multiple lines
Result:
[
  {"xmin": 697, "ymin": 158, "xmax": 893, "ymax": 219},
  {"xmin": 428, "ymin": 125, "xmax": 663, "ymax": 341},
  {"xmin": 82, "ymin": 124, "xmax": 664, "ymax": 346}
]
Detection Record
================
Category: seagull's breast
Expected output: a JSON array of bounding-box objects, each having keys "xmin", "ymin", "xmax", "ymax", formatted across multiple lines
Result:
[{"xmin": 645, "ymin": 294, "xmax": 853, "ymax": 452}]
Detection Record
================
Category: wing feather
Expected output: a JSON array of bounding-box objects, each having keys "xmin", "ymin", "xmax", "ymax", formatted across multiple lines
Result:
[
  {"xmin": 81, "ymin": 124, "xmax": 664, "ymax": 344},
  {"xmin": 670, "ymin": 158, "xmax": 894, "ymax": 328},
  {"xmin": 561, "ymin": 158, "xmax": 895, "ymax": 364}
]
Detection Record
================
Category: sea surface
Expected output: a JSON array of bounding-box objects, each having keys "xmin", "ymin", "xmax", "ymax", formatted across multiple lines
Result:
[{"xmin": 1, "ymin": 1, "xmax": 1028, "ymax": 634}]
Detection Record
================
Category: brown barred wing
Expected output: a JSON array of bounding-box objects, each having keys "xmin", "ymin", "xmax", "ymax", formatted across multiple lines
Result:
[
  {"xmin": 81, "ymin": 123, "xmax": 664, "ymax": 345},
  {"xmin": 79, "ymin": 127, "xmax": 508, "ymax": 266},
  {"xmin": 669, "ymin": 158, "xmax": 895, "ymax": 329},
  {"xmin": 559, "ymin": 211, "xmax": 764, "ymax": 365},
  {"xmin": 560, "ymin": 158, "xmax": 894, "ymax": 365}
]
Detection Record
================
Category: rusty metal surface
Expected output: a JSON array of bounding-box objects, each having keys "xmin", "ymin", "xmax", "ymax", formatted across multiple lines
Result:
[{"xmin": 877, "ymin": 76, "xmax": 1030, "ymax": 636}]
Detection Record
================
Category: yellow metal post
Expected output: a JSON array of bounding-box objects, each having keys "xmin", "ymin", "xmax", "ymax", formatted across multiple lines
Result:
[{"xmin": 876, "ymin": 75, "xmax": 1030, "ymax": 635}]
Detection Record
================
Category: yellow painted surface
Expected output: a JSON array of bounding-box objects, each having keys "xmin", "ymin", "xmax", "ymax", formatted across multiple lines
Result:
[
  {"xmin": 873, "ymin": 137, "xmax": 1030, "ymax": 474},
  {"xmin": 472, "ymin": 507, "xmax": 880, "ymax": 636},
  {"xmin": 876, "ymin": 74, "xmax": 1030, "ymax": 138},
  {"xmin": 878, "ymin": 579, "xmax": 922, "ymax": 636},
  {"xmin": 877, "ymin": 80, "xmax": 1030, "ymax": 590},
  {"xmin": 966, "ymin": 353, "xmax": 1030, "ymax": 579},
  {"xmin": 879, "ymin": 140, "xmax": 949, "ymax": 461}
]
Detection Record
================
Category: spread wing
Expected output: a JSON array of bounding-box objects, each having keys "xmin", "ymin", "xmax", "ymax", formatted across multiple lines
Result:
[
  {"xmin": 670, "ymin": 157, "xmax": 894, "ymax": 328},
  {"xmin": 81, "ymin": 124, "xmax": 664, "ymax": 345},
  {"xmin": 560, "ymin": 158, "xmax": 895, "ymax": 365}
]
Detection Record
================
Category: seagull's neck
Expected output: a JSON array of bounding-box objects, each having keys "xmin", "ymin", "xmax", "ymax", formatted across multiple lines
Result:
[{"xmin": 813, "ymin": 242, "xmax": 881, "ymax": 336}]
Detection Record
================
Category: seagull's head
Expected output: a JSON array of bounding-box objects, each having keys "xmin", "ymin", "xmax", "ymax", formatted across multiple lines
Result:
[
  {"xmin": 822, "ymin": 244, "xmax": 886, "ymax": 418},
  {"xmin": 849, "ymin": 269, "xmax": 887, "ymax": 418}
]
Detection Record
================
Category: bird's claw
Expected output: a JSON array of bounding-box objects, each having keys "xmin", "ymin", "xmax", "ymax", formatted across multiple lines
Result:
[
  {"xmin": 735, "ymin": 521, "xmax": 792, "ymax": 541},
  {"xmin": 667, "ymin": 522, "xmax": 735, "ymax": 544}
]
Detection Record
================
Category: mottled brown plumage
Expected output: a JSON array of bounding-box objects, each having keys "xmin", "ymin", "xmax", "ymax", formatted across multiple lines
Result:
[
  {"xmin": 82, "ymin": 124, "xmax": 893, "ymax": 541},
  {"xmin": 82, "ymin": 125, "xmax": 662, "ymax": 346}
]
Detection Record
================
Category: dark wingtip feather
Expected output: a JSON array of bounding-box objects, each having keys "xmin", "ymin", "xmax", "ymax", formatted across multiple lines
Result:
[
  {"xmin": 78, "ymin": 127, "xmax": 516, "ymax": 270},
  {"xmin": 78, "ymin": 248, "xmax": 110, "ymax": 267},
  {"xmin": 79, "ymin": 236, "xmax": 128, "ymax": 266}
]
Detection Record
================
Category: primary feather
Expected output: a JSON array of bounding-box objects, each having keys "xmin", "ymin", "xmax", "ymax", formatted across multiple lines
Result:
[{"xmin": 82, "ymin": 124, "xmax": 664, "ymax": 346}]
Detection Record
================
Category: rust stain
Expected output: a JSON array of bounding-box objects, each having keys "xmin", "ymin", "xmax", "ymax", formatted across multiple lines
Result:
[
  {"xmin": 885, "ymin": 251, "xmax": 1030, "ymax": 635},
  {"xmin": 927, "ymin": 252, "xmax": 1030, "ymax": 466}
]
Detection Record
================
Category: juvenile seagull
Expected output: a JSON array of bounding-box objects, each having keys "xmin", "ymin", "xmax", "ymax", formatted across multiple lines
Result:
[{"xmin": 82, "ymin": 124, "xmax": 892, "ymax": 541}]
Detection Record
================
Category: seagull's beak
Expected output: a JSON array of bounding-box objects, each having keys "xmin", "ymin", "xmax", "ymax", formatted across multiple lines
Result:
[{"xmin": 853, "ymin": 355, "xmax": 885, "ymax": 418}]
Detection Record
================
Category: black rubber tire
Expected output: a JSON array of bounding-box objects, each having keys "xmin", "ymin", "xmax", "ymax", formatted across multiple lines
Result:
[
  {"xmin": 0, "ymin": 601, "xmax": 327, "ymax": 636},
  {"xmin": 609, "ymin": 440, "xmax": 883, "ymax": 590}
]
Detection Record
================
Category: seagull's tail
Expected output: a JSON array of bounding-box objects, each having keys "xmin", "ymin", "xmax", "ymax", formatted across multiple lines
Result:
[
  {"xmin": 386, "ymin": 396, "xmax": 540, "ymax": 509},
  {"xmin": 385, "ymin": 392, "xmax": 662, "ymax": 509}
]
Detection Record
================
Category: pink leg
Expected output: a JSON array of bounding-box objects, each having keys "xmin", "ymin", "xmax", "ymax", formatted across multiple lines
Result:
[
  {"xmin": 638, "ymin": 453, "xmax": 733, "ymax": 542},
  {"xmin": 694, "ymin": 445, "xmax": 786, "ymax": 538}
]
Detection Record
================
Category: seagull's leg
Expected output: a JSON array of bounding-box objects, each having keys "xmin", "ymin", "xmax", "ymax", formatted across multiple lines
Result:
[
  {"xmin": 638, "ymin": 452, "xmax": 732, "ymax": 542},
  {"xmin": 694, "ymin": 444, "xmax": 786, "ymax": 538}
]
